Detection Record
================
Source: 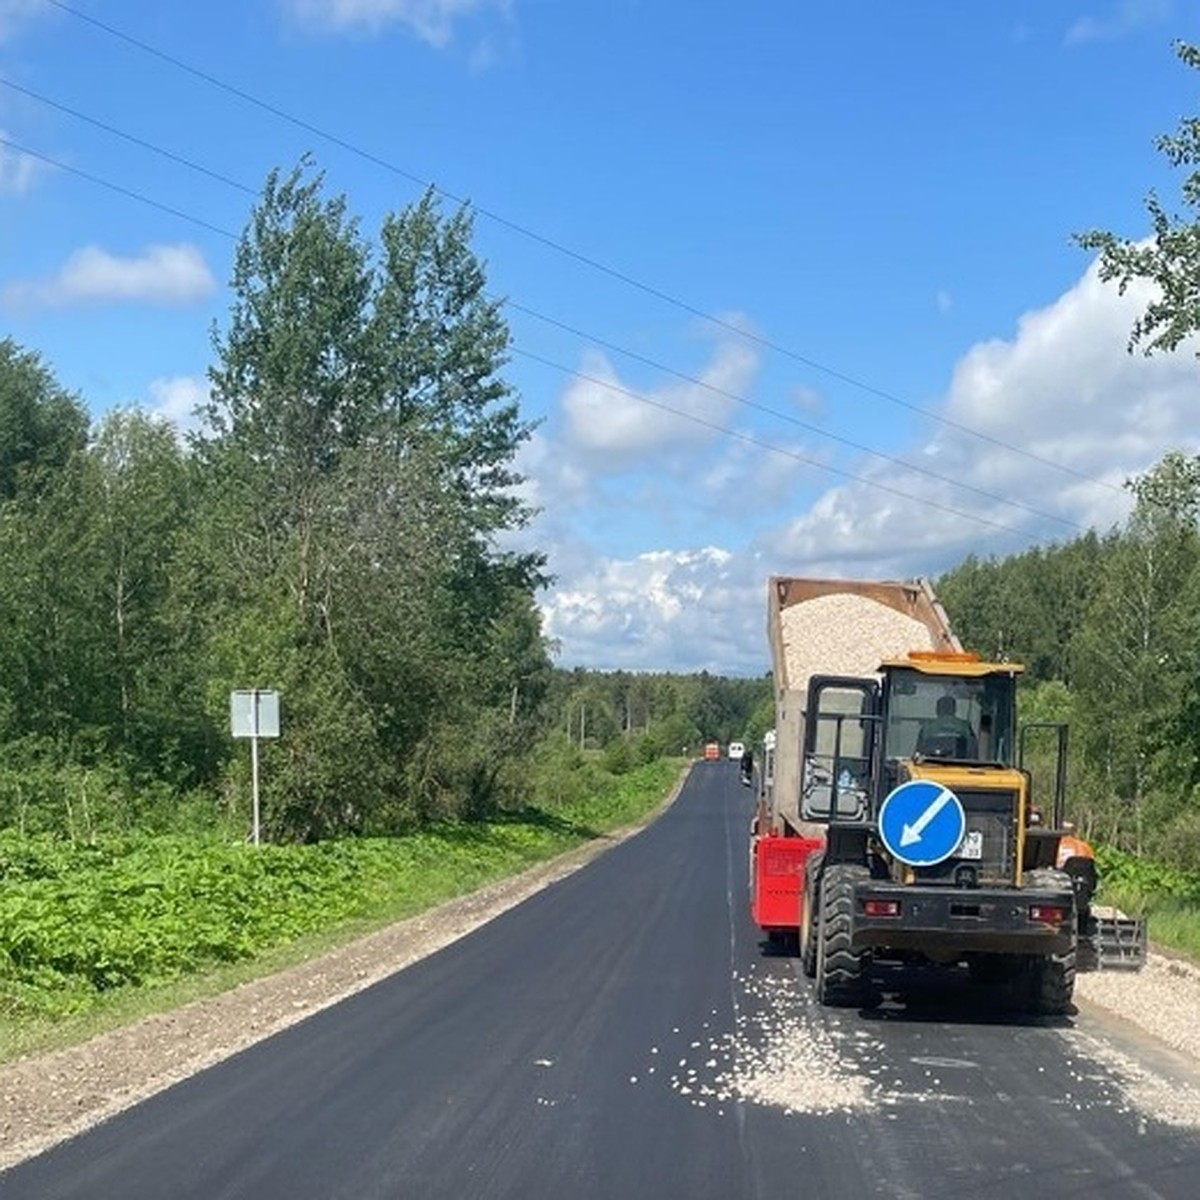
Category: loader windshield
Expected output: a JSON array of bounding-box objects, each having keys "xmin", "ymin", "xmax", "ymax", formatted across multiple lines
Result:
[{"xmin": 884, "ymin": 668, "xmax": 1015, "ymax": 765}]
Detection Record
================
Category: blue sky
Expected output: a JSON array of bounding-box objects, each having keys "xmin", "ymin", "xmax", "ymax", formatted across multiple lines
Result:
[{"xmin": 3, "ymin": 0, "xmax": 1200, "ymax": 676}]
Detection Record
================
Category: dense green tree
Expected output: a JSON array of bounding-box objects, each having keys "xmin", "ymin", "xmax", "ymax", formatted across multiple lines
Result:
[
  {"xmin": 1070, "ymin": 455, "xmax": 1200, "ymax": 851},
  {"xmin": 936, "ymin": 534, "xmax": 1114, "ymax": 683},
  {"xmin": 200, "ymin": 159, "xmax": 547, "ymax": 838},
  {"xmin": 372, "ymin": 190, "xmax": 538, "ymax": 544},
  {"xmin": 0, "ymin": 338, "xmax": 89, "ymax": 503},
  {"xmin": 0, "ymin": 399, "xmax": 207, "ymax": 786},
  {"xmin": 1076, "ymin": 41, "xmax": 1200, "ymax": 357}
]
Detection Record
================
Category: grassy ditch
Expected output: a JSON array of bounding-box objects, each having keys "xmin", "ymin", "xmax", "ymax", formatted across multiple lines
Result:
[{"xmin": 0, "ymin": 758, "xmax": 685, "ymax": 1062}]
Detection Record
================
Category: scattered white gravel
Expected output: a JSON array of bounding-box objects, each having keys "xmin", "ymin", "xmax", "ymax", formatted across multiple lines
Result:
[
  {"xmin": 1068, "ymin": 950, "xmax": 1200, "ymax": 1128},
  {"xmin": 667, "ymin": 967, "xmax": 878, "ymax": 1117},
  {"xmin": 659, "ymin": 951, "xmax": 1200, "ymax": 1131}
]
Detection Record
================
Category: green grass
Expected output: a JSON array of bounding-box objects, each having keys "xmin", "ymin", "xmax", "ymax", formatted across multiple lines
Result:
[
  {"xmin": 1094, "ymin": 844, "xmax": 1200, "ymax": 963},
  {"xmin": 0, "ymin": 758, "xmax": 683, "ymax": 1063},
  {"xmin": 1139, "ymin": 897, "xmax": 1200, "ymax": 961},
  {"xmin": 1097, "ymin": 883, "xmax": 1200, "ymax": 962}
]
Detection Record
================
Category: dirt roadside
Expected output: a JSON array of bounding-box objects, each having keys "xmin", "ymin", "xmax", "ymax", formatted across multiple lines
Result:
[
  {"xmin": 0, "ymin": 834, "xmax": 636, "ymax": 1172},
  {"xmin": 1, "ymin": 776, "xmax": 1197, "ymax": 1173},
  {"xmin": 0, "ymin": 781, "xmax": 689, "ymax": 1174}
]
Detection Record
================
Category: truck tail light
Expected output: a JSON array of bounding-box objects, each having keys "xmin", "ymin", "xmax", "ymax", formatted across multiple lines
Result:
[
  {"xmin": 1029, "ymin": 904, "xmax": 1067, "ymax": 925},
  {"xmin": 864, "ymin": 899, "xmax": 901, "ymax": 918}
]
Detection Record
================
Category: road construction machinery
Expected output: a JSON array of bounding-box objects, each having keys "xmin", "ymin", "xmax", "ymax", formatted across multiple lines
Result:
[{"xmin": 749, "ymin": 575, "xmax": 1145, "ymax": 1014}]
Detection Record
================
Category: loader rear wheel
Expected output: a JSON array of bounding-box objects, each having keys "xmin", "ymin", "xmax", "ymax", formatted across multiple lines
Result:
[
  {"xmin": 1076, "ymin": 910, "xmax": 1099, "ymax": 973},
  {"xmin": 815, "ymin": 864, "xmax": 870, "ymax": 1007},
  {"xmin": 1029, "ymin": 946, "xmax": 1076, "ymax": 1015},
  {"xmin": 1019, "ymin": 867, "xmax": 1077, "ymax": 1014}
]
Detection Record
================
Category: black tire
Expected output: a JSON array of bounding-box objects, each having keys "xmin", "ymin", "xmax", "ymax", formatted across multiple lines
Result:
[
  {"xmin": 1021, "ymin": 866, "xmax": 1076, "ymax": 901},
  {"xmin": 1021, "ymin": 868, "xmax": 1077, "ymax": 1014},
  {"xmin": 800, "ymin": 887, "xmax": 817, "ymax": 978},
  {"xmin": 1075, "ymin": 910, "xmax": 1099, "ymax": 972},
  {"xmin": 1027, "ymin": 946, "xmax": 1076, "ymax": 1015},
  {"xmin": 815, "ymin": 864, "xmax": 870, "ymax": 1007},
  {"xmin": 1061, "ymin": 855, "xmax": 1097, "ymax": 912}
]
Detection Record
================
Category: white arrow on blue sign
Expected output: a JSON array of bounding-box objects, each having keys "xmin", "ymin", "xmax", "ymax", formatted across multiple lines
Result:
[{"xmin": 878, "ymin": 780, "xmax": 966, "ymax": 867}]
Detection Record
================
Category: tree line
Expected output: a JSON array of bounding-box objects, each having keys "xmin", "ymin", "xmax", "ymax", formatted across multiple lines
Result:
[
  {"xmin": 933, "ymin": 454, "xmax": 1200, "ymax": 869},
  {"xmin": 1, "ymin": 167, "xmax": 768, "ymax": 842}
]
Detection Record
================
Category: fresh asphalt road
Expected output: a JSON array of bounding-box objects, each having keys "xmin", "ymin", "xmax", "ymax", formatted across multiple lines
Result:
[{"xmin": 4, "ymin": 763, "xmax": 1200, "ymax": 1199}]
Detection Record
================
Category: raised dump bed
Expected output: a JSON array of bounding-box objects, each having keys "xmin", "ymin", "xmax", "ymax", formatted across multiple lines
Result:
[{"xmin": 766, "ymin": 576, "xmax": 959, "ymax": 836}]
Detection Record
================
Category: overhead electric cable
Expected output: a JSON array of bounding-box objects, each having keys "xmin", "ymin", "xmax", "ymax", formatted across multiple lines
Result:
[
  {"xmin": 41, "ymin": 0, "xmax": 1124, "ymax": 497},
  {"xmin": 0, "ymin": 135, "xmax": 238, "ymax": 238},
  {"xmin": 2, "ymin": 84, "xmax": 1096, "ymax": 533},
  {"xmin": 508, "ymin": 302, "xmax": 1090, "ymax": 534},
  {"xmin": 0, "ymin": 77, "xmax": 258, "ymax": 196},
  {"xmin": 1, "ymin": 127, "xmax": 1097, "ymax": 540},
  {"xmin": 513, "ymin": 348, "xmax": 1041, "ymax": 540}
]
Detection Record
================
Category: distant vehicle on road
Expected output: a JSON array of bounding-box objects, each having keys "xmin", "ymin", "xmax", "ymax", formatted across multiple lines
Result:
[
  {"xmin": 727, "ymin": 740, "xmax": 745, "ymax": 761},
  {"xmin": 703, "ymin": 742, "xmax": 721, "ymax": 761}
]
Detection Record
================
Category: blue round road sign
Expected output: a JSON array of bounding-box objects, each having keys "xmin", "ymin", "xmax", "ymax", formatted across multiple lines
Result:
[{"xmin": 878, "ymin": 780, "xmax": 966, "ymax": 867}]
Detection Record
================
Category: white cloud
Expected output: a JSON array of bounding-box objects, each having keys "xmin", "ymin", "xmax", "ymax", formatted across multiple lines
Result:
[
  {"xmin": 1065, "ymin": 0, "xmax": 1171, "ymax": 44},
  {"xmin": 0, "ymin": 132, "xmax": 42, "ymax": 194},
  {"xmin": 944, "ymin": 260, "xmax": 1195, "ymax": 469},
  {"xmin": 2, "ymin": 244, "xmax": 217, "ymax": 311},
  {"xmin": 286, "ymin": 0, "xmax": 509, "ymax": 46},
  {"xmin": 532, "ymin": 259, "xmax": 1200, "ymax": 673},
  {"xmin": 146, "ymin": 375, "xmax": 210, "ymax": 435},
  {"xmin": 561, "ymin": 336, "xmax": 760, "ymax": 467},
  {"xmin": 540, "ymin": 547, "xmax": 771, "ymax": 674},
  {"xmin": 764, "ymin": 258, "xmax": 1197, "ymax": 577},
  {"xmin": 936, "ymin": 289, "xmax": 953, "ymax": 314}
]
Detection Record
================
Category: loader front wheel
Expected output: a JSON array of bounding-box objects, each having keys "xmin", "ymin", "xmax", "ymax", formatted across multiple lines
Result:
[
  {"xmin": 815, "ymin": 864, "xmax": 870, "ymax": 1007},
  {"xmin": 800, "ymin": 888, "xmax": 817, "ymax": 979}
]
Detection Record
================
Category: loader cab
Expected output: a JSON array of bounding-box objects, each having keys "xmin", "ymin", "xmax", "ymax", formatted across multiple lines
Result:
[
  {"xmin": 799, "ymin": 654, "xmax": 1024, "ymax": 825},
  {"xmin": 880, "ymin": 655, "xmax": 1019, "ymax": 768}
]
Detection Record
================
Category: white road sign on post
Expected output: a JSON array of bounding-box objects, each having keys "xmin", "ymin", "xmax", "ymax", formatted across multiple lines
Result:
[{"xmin": 231, "ymin": 689, "xmax": 280, "ymax": 846}]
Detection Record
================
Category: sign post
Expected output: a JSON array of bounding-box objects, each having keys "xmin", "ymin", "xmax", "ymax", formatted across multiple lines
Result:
[{"xmin": 230, "ymin": 689, "xmax": 281, "ymax": 846}]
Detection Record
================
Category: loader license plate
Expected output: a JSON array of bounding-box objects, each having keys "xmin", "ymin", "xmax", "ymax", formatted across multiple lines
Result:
[{"xmin": 959, "ymin": 830, "xmax": 983, "ymax": 860}]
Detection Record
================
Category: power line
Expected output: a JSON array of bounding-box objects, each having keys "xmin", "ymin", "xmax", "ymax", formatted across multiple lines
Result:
[
  {"xmin": 512, "ymin": 348, "xmax": 1042, "ymax": 540},
  {"xmin": 40, "ymin": 0, "xmax": 1125, "ymax": 498},
  {"xmin": 0, "ymin": 134, "xmax": 239, "ymax": 239},
  {"xmin": 2, "ymin": 81, "xmax": 1096, "ymax": 533},
  {"xmin": 0, "ymin": 129, "xmax": 1099, "ymax": 541},
  {"xmin": 508, "ymin": 302, "xmax": 1090, "ymax": 534},
  {"xmin": 0, "ymin": 78, "xmax": 258, "ymax": 196}
]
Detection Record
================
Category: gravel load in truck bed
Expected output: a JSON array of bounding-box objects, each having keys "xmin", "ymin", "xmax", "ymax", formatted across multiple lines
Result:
[{"xmin": 778, "ymin": 592, "xmax": 940, "ymax": 690}]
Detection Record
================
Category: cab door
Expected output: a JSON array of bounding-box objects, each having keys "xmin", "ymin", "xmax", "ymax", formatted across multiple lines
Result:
[{"xmin": 801, "ymin": 676, "xmax": 879, "ymax": 822}]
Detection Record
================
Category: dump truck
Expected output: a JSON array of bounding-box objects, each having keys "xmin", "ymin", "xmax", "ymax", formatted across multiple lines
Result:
[{"xmin": 749, "ymin": 575, "xmax": 1145, "ymax": 1013}]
